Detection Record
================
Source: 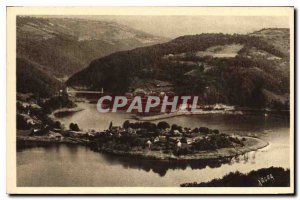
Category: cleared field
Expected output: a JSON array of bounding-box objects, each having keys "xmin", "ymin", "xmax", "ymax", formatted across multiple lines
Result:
[{"xmin": 196, "ymin": 43, "xmax": 244, "ymax": 58}]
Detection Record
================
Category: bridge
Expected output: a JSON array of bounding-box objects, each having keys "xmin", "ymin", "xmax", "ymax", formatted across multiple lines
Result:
[{"xmin": 65, "ymin": 87, "xmax": 104, "ymax": 94}]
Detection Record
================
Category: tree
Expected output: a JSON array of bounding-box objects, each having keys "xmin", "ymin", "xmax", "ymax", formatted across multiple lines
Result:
[
  {"xmin": 17, "ymin": 114, "xmax": 30, "ymax": 130},
  {"xmin": 198, "ymin": 63, "xmax": 205, "ymax": 72},
  {"xmin": 199, "ymin": 127, "xmax": 210, "ymax": 134},
  {"xmin": 192, "ymin": 128, "xmax": 199, "ymax": 133},
  {"xmin": 54, "ymin": 121, "xmax": 62, "ymax": 129},
  {"xmin": 171, "ymin": 124, "xmax": 178, "ymax": 131},
  {"xmin": 109, "ymin": 121, "xmax": 113, "ymax": 130},
  {"xmin": 69, "ymin": 123, "xmax": 80, "ymax": 131},
  {"xmin": 180, "ymin": 137, "xmax": 187, "ymax": 143},
  {"xmin": 73, "ymin": 124, "xmax": 80, "ymax": 131},
  {"xmin": 69, "ymin": 123, "xmax": 74, "ymax": 130},
  {"xmin": 157, "ymin": 121, "xmax": 170, "ymax": 130},
  {"xmin": 123, "ymin": 120, "xmax": 130, "ymax": 129}
]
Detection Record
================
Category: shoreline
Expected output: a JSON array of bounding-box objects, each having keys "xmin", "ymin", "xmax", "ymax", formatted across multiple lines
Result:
[
  {"xmin": 49, "ymin": 106, "xmax": 84, "ymax": 119},
  {"xmin": 17, "ymin": 134, "xmax": 269, "ymax": 161},
  {"xmin": 17, "ymin": 134, "xmax": 89, "ymax": 146},
  {"xmin": 94, "ymin": 136, "xmax": 269, "ymax": 161},
  {"xmin": 135, "ymin": 110, "xmax": 243, "ymax": 121},
  {"xmin": 134, "ymin": 109, "xmax": 289, "ymax": 121}
]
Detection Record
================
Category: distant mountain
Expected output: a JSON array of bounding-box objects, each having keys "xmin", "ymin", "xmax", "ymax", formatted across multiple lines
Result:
[
  {"xmin": 67, "ymin": 28, "xmax": 290, "ymax": 108},
  {"xmin": 17, "ymin": 16, "xmax": 167, "ymax": 78},
  {"xmin": 17, "ymin": 57, "xmax": 62, "ymax": 97}
]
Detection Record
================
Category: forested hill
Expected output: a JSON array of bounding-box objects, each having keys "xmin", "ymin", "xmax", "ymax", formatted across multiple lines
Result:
[
  {"xmin": 67, "ymin": 28, "xmax": 290, "ymax": 109},
  {"xmin": 17, "ymin": 16, "xmax": 167, "ymax": 79},
  {"xmin": 17, "ymin": 57, "xmax": 63, "ymax": 97}
]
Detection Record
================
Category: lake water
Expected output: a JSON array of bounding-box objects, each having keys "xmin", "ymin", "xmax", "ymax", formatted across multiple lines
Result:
[{"xmin": 17, "ymin": 103, "xmax": 291, "ymax": 187}]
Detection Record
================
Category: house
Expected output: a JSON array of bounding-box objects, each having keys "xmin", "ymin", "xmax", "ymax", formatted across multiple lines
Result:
[
  {"xmin": 127, "ymin": 127, "xmax": 136, "ymax": 134},
  {"xmin": 53, "ymin": 128, "xmax": 62, "ymax": 133},
  {"xmin": 29, "ymin": 103, "xmax": 42, "ymax": 110},
  {"xmin": 31, "ymin": 125, "xmax": 50, "ymax": 136},
  {"xmin": 173, "ymin": 130, "xmax": 181, "ymax": 136},
  {"xmin": 133, "ymin": 88, "xmax": 147, "ymax": 97},
  {"xmin": 110, "ymin": 126, "xmax": 122, "ymax": 134},
  {"xmin": 213, "ymin": 104, "xmax": 234, "ymax": 111},
  {"xmin": 186, "ymin": 138, "xmax": 194, "ymax": 145},
  {"xmin": 48, "ymin": 132, "xmax": 63, "ymax": 141},
  {"xmin": 177, "ymin": 141, "xmax": 182, "ymax": 148},
  {"xmin": 68, "ymin": 131, "xmax": 87, "ymax": 138},
  {"xmin": 158, "ymin": 136, "xmax": 167, "ymax": 143},
  {"xmin": 31, "ymin": 128, "xmax": 41, "ymax": 135},
  {"xmin": 146, "ymin": 140, "xmax": 152, "ymax": 149},
  {"xmin": 125, "ymin": 93, "xmax": 133, "ymax": 98},
  {"xmin": 159, "ymin": 92, "xmax": 166, "ymax": 97}
]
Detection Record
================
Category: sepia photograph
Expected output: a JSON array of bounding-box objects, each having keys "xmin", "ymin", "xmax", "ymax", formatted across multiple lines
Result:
[{"xmin": 6, "ymin": 6, "xmax": 294, "ymax": 194}]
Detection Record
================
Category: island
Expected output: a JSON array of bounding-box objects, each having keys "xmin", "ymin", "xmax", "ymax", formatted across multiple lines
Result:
[{"xmin": 88, "ymin": 121, "xmax": 269, "ymax": 161}]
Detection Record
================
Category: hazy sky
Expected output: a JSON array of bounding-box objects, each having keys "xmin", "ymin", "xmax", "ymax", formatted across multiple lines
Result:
[
  {"xmin": 96, "ymin": 16, "xmax": 289, "ymax": 38},
  {"xmin": 44, "ymin": 15, "xmax": 290, "ymax": 38}
]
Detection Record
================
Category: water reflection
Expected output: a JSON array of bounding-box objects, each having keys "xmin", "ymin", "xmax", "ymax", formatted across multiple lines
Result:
[
  {"xmin": 97, "ymin": 151, "xmax": 243, "ymax": 177},
  {"xmin": 17, "ymin": 140, "xmax": 59, "ymax": 152},
  {"xmin": 18, "ymin": 141, "xmax": 255, "ymax": 177},
  {"xmin": 18, "ymin": 142, "xmax": 228, "ymax": 177}
]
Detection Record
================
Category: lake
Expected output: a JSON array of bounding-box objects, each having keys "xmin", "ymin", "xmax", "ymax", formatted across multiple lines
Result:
[{"xmin": 17, "ymin": 103, "xmax": 291, "ymax": 187}]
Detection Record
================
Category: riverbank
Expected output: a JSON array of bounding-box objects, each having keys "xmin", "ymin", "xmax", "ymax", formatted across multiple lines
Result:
[
  {"xmin": 17, "ymin": 130, "xmax": 89, "ymax": 146},
  {"xmin": 135, "ymin": 110, "xmax": 243, "ymax": 121},
  {"xmin": 49, "ymin": 107, "xmax": 84, "ymax": 118}
]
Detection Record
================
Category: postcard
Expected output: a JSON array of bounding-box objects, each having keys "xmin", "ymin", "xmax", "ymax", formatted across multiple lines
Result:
[{"xmin": 7, "ymin": 6, "xmax": 294, "ymax": 194}]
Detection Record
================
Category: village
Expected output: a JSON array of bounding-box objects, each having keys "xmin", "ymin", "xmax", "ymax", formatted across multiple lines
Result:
[{"xmin": 88, "ymin": 120, "xmax": 249, "ymax": 158}]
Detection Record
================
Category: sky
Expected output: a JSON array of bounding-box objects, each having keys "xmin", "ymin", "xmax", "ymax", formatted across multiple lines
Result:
[{"xmin": 42, "ymin": 15, "xmax": 290, "ymax": 38}]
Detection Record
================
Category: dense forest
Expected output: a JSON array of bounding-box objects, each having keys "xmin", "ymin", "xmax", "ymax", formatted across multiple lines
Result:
[
  {"xmin": 16, "ymin": 57, "xmax": 62, "ymax": 97},
  {"xmin": 68, "ymin": 29, "xmax": 290, "ymax": 109},
  {"xmin": 181, "ymin": 167, "xmax": 290, "ymax": 187}
]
